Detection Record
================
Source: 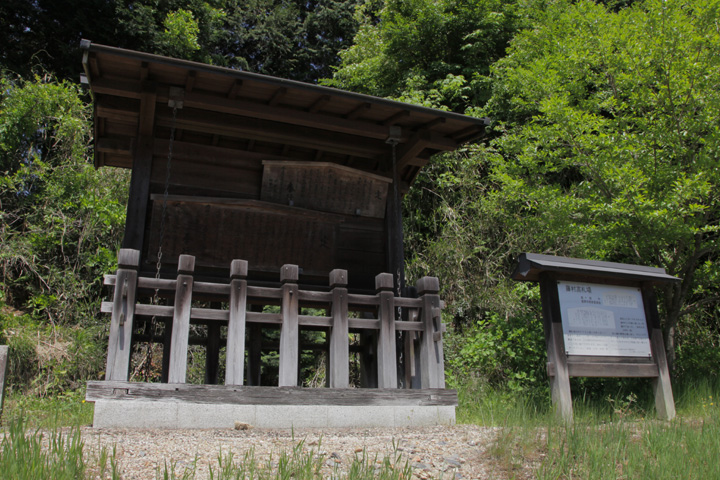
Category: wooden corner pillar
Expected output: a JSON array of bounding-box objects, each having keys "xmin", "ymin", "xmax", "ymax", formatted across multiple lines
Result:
[
  {"xmin": 642, "ymin": 285, "xmax": 676, "ymax": 420},
  {"xmin": 123, "ymin": 82, "xmax": 157, "ymax": 251},
  {"xmin": 329, "ymin": 269, "xmax": 349, "ymax": 388},
  {"xmin": 376, "ymin": 273, "xmax": 398, "ymax": 388},
  {"xmin": 279, "ymin": 264, "xmax": 300, "ymax": 386},
  {"xmin": 225, "ymin": 259, "xmax": 248, "ymax": 386},
  {"xmin": 539, "ymin": 273, "xmax": 573, "ymax": 422},
  {"xmin": 417, "ymin": 276, "xmax": 445, "ymax": 388},
  {"xmin": 105, "ymin": 249, "xmax": 140, "ymax": 381},
  {"xmin": 168, "ymin": 255, "xmax": 195, "ymax": 383}
]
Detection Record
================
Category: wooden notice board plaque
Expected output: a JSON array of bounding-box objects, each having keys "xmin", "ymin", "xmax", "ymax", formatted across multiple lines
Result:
[
  {"xmin": 557, "ymin": 281, "xmax": 651, "ymax": 357},
  {"xmin": 512, "ymin": 253, "xmax": 679, "ymax": 421}
]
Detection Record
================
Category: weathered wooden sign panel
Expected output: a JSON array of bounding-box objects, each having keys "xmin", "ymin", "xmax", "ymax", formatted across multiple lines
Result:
[
  {"xmin": 261, "ymin": 161, "xmax": 391, "ymax": 218},
  {"xmin": 557, "ymin": 281, "xmax": 651, "ymax": 357}
]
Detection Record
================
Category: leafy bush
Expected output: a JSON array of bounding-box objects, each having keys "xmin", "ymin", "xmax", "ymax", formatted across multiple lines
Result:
[{"xmin": 0, "ymin": 300, "xmax": 106, "ymax": 397}]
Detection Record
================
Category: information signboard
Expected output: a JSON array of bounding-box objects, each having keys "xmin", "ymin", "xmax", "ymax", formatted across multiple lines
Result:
[{"xmin": 557, "ymin": 281, "xmax": 651, "ymax": 357}]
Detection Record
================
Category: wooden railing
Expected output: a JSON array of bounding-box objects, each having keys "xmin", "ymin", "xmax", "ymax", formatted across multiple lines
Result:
[{"xmin": 101, "ymin": 249, "xmax": 446, "ymax": 389}]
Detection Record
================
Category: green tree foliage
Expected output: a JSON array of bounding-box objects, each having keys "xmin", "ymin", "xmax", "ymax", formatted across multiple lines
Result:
[
  {"xmin": 1, "ymin": 0, "xmax": 362, "ymax": 83},
  {"xmin": 0, "ymin": 74, "xmax": 128, "ymax": 394},
  {"xmin": 483, "ymin": 0, "xmax": 720, "ymax": 374},
  {"xmin": 334, "ymin": 0, "xmax": 720, "ymax": 386},
  {"xmin": 325, "ymin": 0, "xmax": 524, "ymax": 111}
]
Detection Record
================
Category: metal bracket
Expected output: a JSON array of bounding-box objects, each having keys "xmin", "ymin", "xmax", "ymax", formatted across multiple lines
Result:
[
  {"xmin": 385, "ymin": 125, "xmax": 402, "ymax": 145},
  {"xmin": 168, "ymin": 86, "xmax": 185, "ymax": 109}
]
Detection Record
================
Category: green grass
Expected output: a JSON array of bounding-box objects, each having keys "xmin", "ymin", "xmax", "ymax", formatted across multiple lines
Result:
[
  {"xmin": 0, "ymin": 415, "xmax": 119, "ymax": 480},
  {"xmin": 2, "ymin": 379, "xmax": 718, "ymax": 479},
  {"xmin": 158, "ymin": 439, "xmax": 412, "ymax": 480},
  {"xmin": 473, "ymin": 379, "xmax": 720, "ymax": 479},
  {"xmin": 1, "ymin": 388, "xmax": 93, "ymax": 429}
]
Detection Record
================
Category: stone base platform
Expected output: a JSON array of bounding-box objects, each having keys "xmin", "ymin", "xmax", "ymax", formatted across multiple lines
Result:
[{"xmin": 86, "ymin": 381, "xmax": 457, "ymax": 429}]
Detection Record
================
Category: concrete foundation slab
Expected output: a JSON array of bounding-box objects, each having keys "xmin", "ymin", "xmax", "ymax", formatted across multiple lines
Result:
[
  {"xmin": 92, "ymin": 401, "xmax": 455, "ymax": 429},
  {"xmin": 87, "ymin": 381, "xmax": 457, "ymax": 429}
]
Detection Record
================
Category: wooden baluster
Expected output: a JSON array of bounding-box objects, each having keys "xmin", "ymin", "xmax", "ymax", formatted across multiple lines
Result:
[
  {"xmin": 329, "ymin": 269, "xmax": 349, "ymax": 388},
  {"xmin": 278, "ymin": 264, "xmax": 299, "ymax": 386},
  {"xmin": 417, "ymin": 276, "xmax": 444, "ymax": 389},
  {"xmin": 225, "ymin": 259, "xmax": 248, "ymax": 386},
  {"xmin": 205, "ymin": 320, "xmax": 221, "ymax": 384},
  {"xmin": 168, "ymin": 255, "xmax": 195, "ymax": 384},
  {"xmin": 376, "ymin": 273, "xmax": 397, "ymax": 388},
  {"xmin": 106, "ymin": 249, "xmax": 140, "ymax": 381}
]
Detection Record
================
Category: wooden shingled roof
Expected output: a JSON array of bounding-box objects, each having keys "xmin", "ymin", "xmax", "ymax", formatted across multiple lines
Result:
[{"xmin": 80, "ymin": 41, "xmax": 489, "ymax": 186}]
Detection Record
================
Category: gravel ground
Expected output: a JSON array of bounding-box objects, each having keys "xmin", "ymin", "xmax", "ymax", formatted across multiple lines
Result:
[{"xmin": 82, "ymin": 424, "xmax": 506, "ymax": 479}]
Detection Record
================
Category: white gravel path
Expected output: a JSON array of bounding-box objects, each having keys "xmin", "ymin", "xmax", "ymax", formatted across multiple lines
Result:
[{"xmin": 82, "ymin": 424, "xmax": 507, "ymax": 479}]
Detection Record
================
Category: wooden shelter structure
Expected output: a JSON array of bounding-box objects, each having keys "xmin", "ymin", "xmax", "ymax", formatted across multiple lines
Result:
[{"xmin": 80, "ymin": 41, "xmax": 488, "ymax": 428}]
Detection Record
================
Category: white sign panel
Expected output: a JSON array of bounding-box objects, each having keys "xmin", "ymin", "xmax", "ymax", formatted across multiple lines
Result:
[{"xmin": 557, "ymin": 281, "xmax": 651, "ymax": 357}]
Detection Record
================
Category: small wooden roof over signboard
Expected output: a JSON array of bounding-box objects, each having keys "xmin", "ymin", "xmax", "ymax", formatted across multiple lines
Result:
[
  {"xmin": 80, "ymin": 41, "xmax": 489, "ymax": 186},
  {"xmin": 512, "ymin": 253, "xmax": 680, "ymax": 284}
]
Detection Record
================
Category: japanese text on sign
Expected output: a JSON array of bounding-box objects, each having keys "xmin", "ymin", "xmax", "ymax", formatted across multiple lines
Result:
[{"xmin": 557, "ymin": 281, "xmax": 651, "ymax": 357}]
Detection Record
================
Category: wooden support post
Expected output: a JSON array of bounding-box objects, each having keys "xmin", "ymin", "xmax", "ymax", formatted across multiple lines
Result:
[
  {"xmin": 540, "ymin": 274, "xmax": 573, "ymax": 422},
  {"xmin": 168, "ymin": 255, "xmax": 195, "ymax": 383},
  {"xmin": 226, "ymin": 260, "xmax": 248, "ymax": 386},
  {"xmin": 106, "ymin": 249, "xmax": 140, "ymax": 381},
  {"xmin": 376, "ymin": 273, "xmax": 397, "ymax": 388},
  {"xmin": 359, "ymin": 329, "xmax": 378, "ymax": 388},
  {"xmin": 642, "ymin": 285, "xmax": 676, "ymax": 420},
  {"xmin": 161, "ymin": 319, "xmax": 171, "ymax": 383},
  {"xmin": 385, "ymin": 183, "xmax": 406, "ymax": 294},
  {"xmin": 247, "ymin": 323, "xmax": 262, "ymax": 386},
  {"xmin": 123, "ymin": 85, "xmax": 157, "ymax": 250},
  {"xmin": 0, "ymin": 345, "xmax": 8, "ymax": 418},
  {"xmin": 205, "ymin": 322, "xmax": 221, "ymax": 384},
  {"xmin": 329, "ymin": 269, "xmax": 349, "ymax": 388},
  {"xmin": 417, "ymin": 277, "xmax": 444, "ymax": 388},
  {"xmin": 278, "ymin": 264, "xmax": 299, "ymax": 386}
]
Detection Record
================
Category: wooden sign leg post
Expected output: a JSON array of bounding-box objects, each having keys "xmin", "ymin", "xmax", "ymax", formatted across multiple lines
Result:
[
  {"xmin": 643, "ymin": 286, "xmax": 676, "ymax": 420},
  {"xmin": 540, "ymin": 275, "xmax": 573, "ymax": 422},
  {"xmin": 0, "ymin": 345, "xmax": 8, "ymax": 419}
]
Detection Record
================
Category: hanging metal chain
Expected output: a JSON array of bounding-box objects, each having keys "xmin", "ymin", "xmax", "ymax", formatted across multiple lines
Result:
[
  {"xmin": 156, "ymin": 106, "xmax": 177, "ymax": 284},
  {"xmin": 139, "ymin": 105, "xmax": 178, "ymax": 381}
]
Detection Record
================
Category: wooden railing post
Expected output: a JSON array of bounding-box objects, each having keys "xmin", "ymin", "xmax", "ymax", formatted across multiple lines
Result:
[
  {"xmin": 105, "ymin": 249, "xmax": 140, "ymax": 381},
  {"xmin": 376, "ymin": 273, "xmax": 397, "ymax": 388},
  {"xmin": 417, "ymin": 276, "xmax": 444, "ymax": 388},
  {"xmin": 168, "ymin": 255, "xmax": 195, "ymax": 383},
  {"xmin": 329, "ymin": 269, "xmax": 349, "ymax": 388},
  {"xmin": 279, "ymin": 264, "xmax": 299, "ymax": 386},
  {"xmin": 225, "ymin": 259, "xmax": 248, "ymax": 386}
]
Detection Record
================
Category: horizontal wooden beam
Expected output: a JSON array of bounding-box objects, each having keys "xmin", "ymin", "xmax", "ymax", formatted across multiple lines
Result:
[
  {"xmin": 162, "ymin": 83, "xmax": 401, "ymax": 142},
  {"xmin": 547, "ymin": 361, "xmax": 659, "ymax": 378},
  {"xmin": 92, "ymin": 79, "xmax": 464, "ymax": 153},
  {"xmin": 86, "ymin": 380, "xmax": 458, "ymax": 406},
  {"xmin": 154, "ymin": 108, "xmax": 387, "ymax": 159}
]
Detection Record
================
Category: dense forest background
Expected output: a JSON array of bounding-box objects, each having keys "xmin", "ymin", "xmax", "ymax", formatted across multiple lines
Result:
[{"xmin": 1, "ymin": 0, "xmax": 718, "ymax": 402}]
